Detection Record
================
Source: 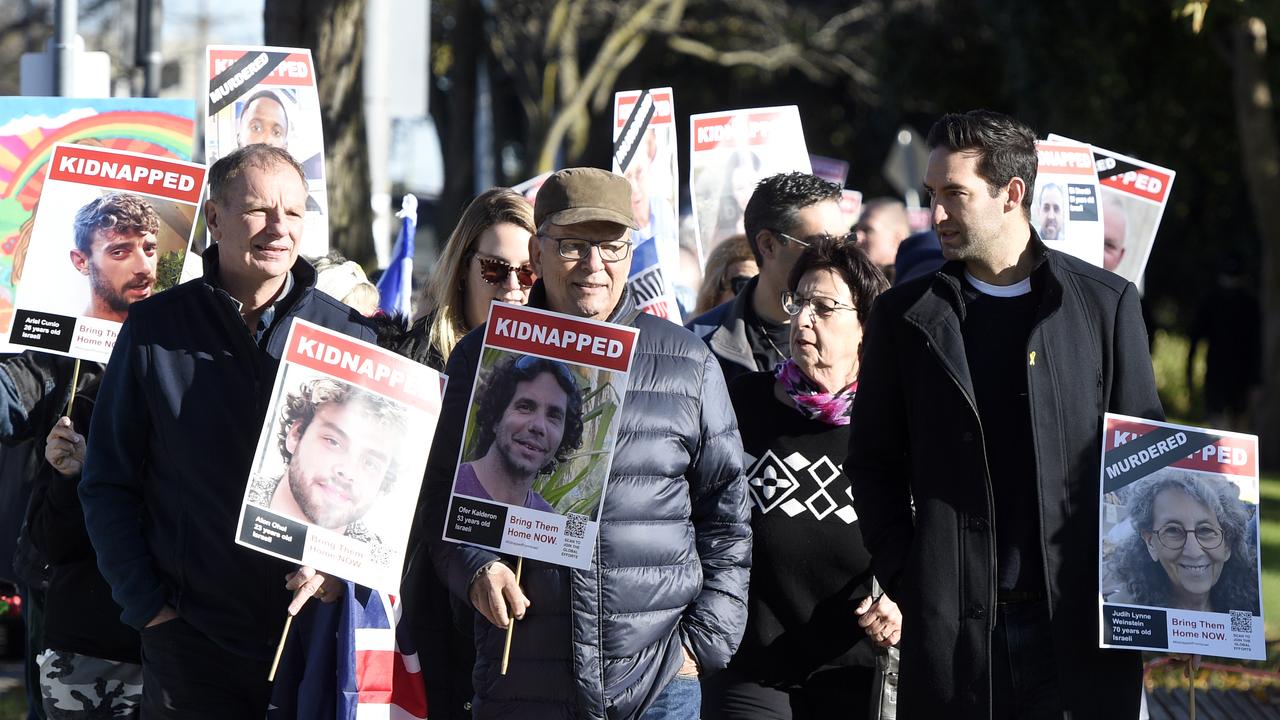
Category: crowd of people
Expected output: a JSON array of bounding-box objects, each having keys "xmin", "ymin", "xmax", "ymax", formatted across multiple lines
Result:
[{"xmin": 2, "ymin": 108, "xmax": 1183, "ymax": 720}]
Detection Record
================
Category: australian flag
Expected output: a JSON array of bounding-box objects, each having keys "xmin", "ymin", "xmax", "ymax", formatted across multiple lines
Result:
[
  {"xmin": 269, "ymin": 581, "xmax": 428, "ymax": 719},
  {"xmin": 377, "ymin": 194, "xmax": 418, "ymax": 317}
]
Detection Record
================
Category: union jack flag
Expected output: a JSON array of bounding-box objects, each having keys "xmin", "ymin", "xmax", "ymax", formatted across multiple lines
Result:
[{"xmin": 269, "ymin": 581, "xmax": 429, "ymax": 719}]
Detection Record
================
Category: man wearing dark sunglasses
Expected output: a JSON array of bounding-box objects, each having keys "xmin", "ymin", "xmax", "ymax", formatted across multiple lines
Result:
[
  {"xmin": 687, "ymin": 172, "xmax": 848, "ymax": 383},
  {"xmin": 416, "ymin": 167, "xmax": 750, "ymax": 720}
]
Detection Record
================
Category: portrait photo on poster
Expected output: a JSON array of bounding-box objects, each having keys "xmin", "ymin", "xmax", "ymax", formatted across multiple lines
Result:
[
  {"xmin": 1098, "ymin": 414, "xmax": 1264, "ymax": 660},
  {"xmin": 453, "ymin": 347, "xmax": 618, "ymax": 520},
  {"xmin": 15, "ymin": 185, "xmax": 193, "ymax": 323},
  {"xmin": 244, "ymin": 363, "xmax": 421, "ymax": 571},
  {"xmin": 1102, "ymin": 467, "xmax": 1260, "ymax": 617}
]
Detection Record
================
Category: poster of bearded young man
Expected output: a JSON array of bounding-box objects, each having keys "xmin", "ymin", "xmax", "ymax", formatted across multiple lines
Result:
[
  {"xmin": 443, "ymin": 302, "xmax": 638, "ymax": 569},
  {"xmin": 8, "ymin": 143, "xmax": 204, "ymax": 362},
  {"xmin": 1098, "ymin": 413, "xmax": 1264, "ymax": 661},
  {"xmin": 236, "ymin": 319, "xmax": 446, "ymax": 592}
]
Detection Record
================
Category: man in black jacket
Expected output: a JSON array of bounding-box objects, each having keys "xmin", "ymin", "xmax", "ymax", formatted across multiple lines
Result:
[
  {"xmin": 686, "ymin": 172, "xmax": 847, "ymax": 383},
  {"xmin": 412, "ymin": 167, "xmax": 750, "ymax": 719},
  {"xmin": 81, "ymin": 145, "xmax": 376, "ymax": 719},
  {"xmin": 847, "ymin": 110, "xmax": 1163, "ymax": 719}
]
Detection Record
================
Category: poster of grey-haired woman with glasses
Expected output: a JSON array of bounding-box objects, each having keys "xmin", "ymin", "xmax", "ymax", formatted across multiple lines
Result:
[{"xmin": 1097, "ymin": 413, "xmax": 1263, "ymax": 660}]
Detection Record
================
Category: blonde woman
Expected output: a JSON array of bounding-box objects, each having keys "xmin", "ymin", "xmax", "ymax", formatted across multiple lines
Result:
[
  {"xmin": 399, "ymin": 188, "xmax": 536, "ymax": 370},
  {"xmin": 694, "ymin": 234, "xmax": 758, "ymax": 316}
]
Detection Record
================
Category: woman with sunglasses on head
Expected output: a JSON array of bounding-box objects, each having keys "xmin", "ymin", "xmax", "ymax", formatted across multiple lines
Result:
[
  {"xmin": 399, "ymin": 188, "xmax": 537, "ymax": 371},
  {"xmin": 702, "ymin": 238, "xmax": 899, "ymax": 720}
]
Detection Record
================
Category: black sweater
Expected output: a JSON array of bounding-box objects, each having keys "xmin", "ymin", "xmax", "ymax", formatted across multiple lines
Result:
[{"xmin": 727, "ymin": 371, "xmax": 875, "ymax": 684}]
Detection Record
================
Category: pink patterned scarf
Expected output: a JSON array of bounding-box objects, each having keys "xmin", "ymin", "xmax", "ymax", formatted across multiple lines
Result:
[{"xmin": 774, "ymin": 358, "xmax": 857, "ymax": 426}]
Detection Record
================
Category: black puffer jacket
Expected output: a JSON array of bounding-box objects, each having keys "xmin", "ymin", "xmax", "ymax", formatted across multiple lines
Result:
[{"xmin": 411, "ymin": 284, "xmax": 751, "ymax": 719}]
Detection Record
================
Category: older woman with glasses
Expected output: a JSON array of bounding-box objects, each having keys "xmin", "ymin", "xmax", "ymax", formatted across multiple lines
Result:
[
  {"xmin": 1109, "ymin": 468, "xmax": 1259, "ymax": 615},
  {"xmin": 400, "ymin": 188, "xmax": 537, "ymax": 370},
  {"xmin": 702, "ymin": 238, "xmax": 898, "ymax": 720}
]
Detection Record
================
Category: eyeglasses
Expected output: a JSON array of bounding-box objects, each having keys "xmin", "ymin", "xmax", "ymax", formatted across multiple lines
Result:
[
  {"xmin": 477, "ymin": 256, "xmax": 536, "ymax": 288},
  {"xmin": 773, "ymin": 230, "xmax": 858, "ymax": 248},
  {"xmin": 541, "ymin": 235, "xmax": 632, "ymax": 262},
  {"xmin": 1151, "ymin": 523, "xmax": 1225, "ymax": 551},
  {"xmin": 780, "ymin": 291, "xmax": 857, "ymax": 319}
]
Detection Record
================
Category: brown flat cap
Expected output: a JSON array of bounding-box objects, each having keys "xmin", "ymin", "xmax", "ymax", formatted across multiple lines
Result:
[{"xmin": 533, "ymin": 167, "xmax": 639, "ymax": 230}]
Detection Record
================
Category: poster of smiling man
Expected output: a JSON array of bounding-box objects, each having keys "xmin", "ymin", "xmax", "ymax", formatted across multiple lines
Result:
[
  {"xmin": 236, "ymin": 319, "xmax": 446, "ymax": 592},
  {"xmin": 7, "ymin": 144, "xmax": 204, "ymax": 362},
  {"xmin": 443, "ymin": 302, "xmax": 638, "ymax": 569},
  {"xmin": 1098, "ymin": 413, "xmax": 1263, "ymax": 661},
  {"xmin": 205, "ymin": 45, "xmax": 329, "ymax": 257}
]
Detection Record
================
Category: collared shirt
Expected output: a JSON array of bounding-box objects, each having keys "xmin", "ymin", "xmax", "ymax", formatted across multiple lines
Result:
[{"xmin": 219, "ymin": 272, "xmax": 295, "ymax": 342}]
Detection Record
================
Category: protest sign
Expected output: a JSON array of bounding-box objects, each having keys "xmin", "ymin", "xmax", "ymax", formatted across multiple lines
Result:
[
  {"xmin": 7, "ymin": 144, "xmax": 203, "ymax": 362},
  {"xmin": 205, "ymin": 45, "xmax": 329, "ymax": 256},
  {"xmin": 1098, "ymin": 413, "xmax": 1263, "ymax": 661},
  {"xmin": 1049, "ymin": 134, "xmax": 1175, "ymax": 286},
  {"xmin": 442, "ymin": 302, "xmax": 638, "ymax": 569},
  {"xmin": 839, "ymin": 189, "xmax": 864, "ymax": 230},
  {"xmin": 1034, "ymin": 140, "xmax": 1104, "ymax": 266},
  {"xmin": 511, "ymin": 171, "xmax": 552, "ymax": 204},
  {"xmin": 0, "ymin": 97, "xmax": 195, "ymax": 343},
  {"xmin": 612, "ymin": 88, "xmax": 682, "ymax": 322},
  {"xmin": 236, "ymin": 319, "xmax": 445, "ymax": 592},
  {"xmin": 689, "ymin": 106, "xmax": 811, "ymax": 262}
]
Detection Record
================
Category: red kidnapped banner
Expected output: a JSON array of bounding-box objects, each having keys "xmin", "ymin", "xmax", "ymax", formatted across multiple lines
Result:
[
  {"xmin": 208, "ymin": 48, "xmax": 314, "ymax": 85},
  {"xmin": 1100, "ymin": 167, "xmax": 1173, "ymax": 203},
  {"xmin": 615, "ymin": 90, "xmax": 674, "ymax": 128},
  {"xmin": 285, "ymin": 321, "xmax": 442, "ymax": 414},
  {"xmin": 48, "ymin": 145, "xmax": 205, "ymax": 204},
  {"xmin": 1106, "ymin": 418, "xmax": 1257, "ymax": 477},
  {"xmin": 483, "ymin": 303, "xmax": 637, "ymax": 373},
  {"xmin": 1036, "ymin": 143, "xmax": 1097, "ymax": 176},
  {"xmin": 693, "ymin": 110, "xmax": 791, "ymax": 152}
]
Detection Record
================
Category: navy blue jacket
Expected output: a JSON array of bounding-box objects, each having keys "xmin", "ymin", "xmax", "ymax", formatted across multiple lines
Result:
[
  {"xmin": 81, "ymin": 246, "xmax": 376, "ymax": 659},
  {"xmin": 412, "ymin": 283, "xmax": 750, "ymax": 719}
]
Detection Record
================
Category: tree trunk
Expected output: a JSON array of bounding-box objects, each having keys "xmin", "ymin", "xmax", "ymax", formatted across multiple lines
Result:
[
  {"xmin": 1231, "ymin": 16, "xmax": 1280, "ymax": 468},
  {"xmin": 432, "ymin": 0, "xmax": 482, "ymax": 244},
  {"xmin": 264, "ymin": 0, "xmax": 375, "ymax": 267}
]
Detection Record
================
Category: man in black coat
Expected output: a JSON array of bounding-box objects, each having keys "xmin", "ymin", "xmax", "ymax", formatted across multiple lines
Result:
[{"xmin": 847, "ymin": 110, "xmax": 1163, "ymax": 719}]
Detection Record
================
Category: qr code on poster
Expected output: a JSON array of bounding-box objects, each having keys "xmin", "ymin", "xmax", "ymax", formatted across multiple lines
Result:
[
  {"xmin": 565, "ymin": 513, "xmax": 588, "ymax": 539},
  {"xmin": 1231, "ymin": 610, "xmax": 1253, "ymax": 633}
]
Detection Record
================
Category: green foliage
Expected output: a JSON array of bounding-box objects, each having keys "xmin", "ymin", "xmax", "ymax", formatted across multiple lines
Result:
[
  {"xmin": 1151, "ymin": 329, "xmax": 1206, "ymax": 423},
  {"xmin": 155, "ymin": 250, "xmax": 185, "ymax": 293}
]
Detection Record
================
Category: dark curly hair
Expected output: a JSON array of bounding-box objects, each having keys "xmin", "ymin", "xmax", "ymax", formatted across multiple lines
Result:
[
  {"xmin": 73, "ymin": 193, "xmax": 160, "ymax": 255},
  {"xmin": 276, "ymin": 378, "xmax": 409, "ymax": 494},
  {"xmin": 742, "ymin": 172, "xmax": 843, "ymax": 264},
  {"xmin": 1113, "ymin": 468, "xmax": 1259, "ymax": 615},
  {"xmin": 474, "ymin": 355, "xmax": 584, "ymax": 475},
  {"xmin": 926, "ymin": 109, "xmax": 1038, "ymax": 215}
]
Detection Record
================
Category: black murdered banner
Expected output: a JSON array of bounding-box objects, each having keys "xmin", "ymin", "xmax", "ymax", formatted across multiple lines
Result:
[{"xmin": 1097, "ymin": 413, "xmax": 1264, "ymax": 660}]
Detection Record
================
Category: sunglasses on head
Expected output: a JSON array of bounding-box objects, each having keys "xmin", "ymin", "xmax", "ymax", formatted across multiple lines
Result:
[{"xmin": 477, "ymin": 256, "xmax": 536, "ymax": 288}]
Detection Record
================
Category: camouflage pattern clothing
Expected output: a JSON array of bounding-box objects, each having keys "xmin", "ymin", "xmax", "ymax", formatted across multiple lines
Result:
[{"xmin": 38, "ymin": 649, "xmax": 142, "ymax": 719}]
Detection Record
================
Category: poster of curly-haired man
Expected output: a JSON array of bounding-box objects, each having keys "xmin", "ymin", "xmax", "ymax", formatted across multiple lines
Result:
[{"xmin": 236, "ymin": 319, "xmax": 446, "ymax": 592}]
